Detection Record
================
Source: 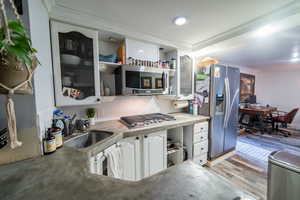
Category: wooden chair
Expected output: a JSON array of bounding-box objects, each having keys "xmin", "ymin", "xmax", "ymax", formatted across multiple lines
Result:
[{"xmin": 271, "ymin": 108, "xmax": 299, "ymax": 136}]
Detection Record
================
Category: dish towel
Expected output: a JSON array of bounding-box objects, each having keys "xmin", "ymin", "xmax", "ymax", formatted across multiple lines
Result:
[{"xmin": 105, "ymin": 144, "xmax": 123, "ymax": 179}]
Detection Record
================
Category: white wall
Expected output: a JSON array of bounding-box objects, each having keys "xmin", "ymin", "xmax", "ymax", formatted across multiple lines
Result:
[
  {"xmin": 256, "ymin": 67, "xmax": 300, "ymax": 129},
  {"xmin": 28, "ymin": 0, "xmax": 55, "ymax": 141},
  {"xmin": 99, "ymin": 41, "xmax": 119, "ymax": 55},
  {"xmin": 60, "ymin": 96, "xmax": 180, "ymax": 121}
]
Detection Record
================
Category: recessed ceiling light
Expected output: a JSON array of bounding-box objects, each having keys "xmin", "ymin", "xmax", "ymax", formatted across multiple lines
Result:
[
  {"xmin": 173, "ymin": 17, "xmax": 187, "ymax": 26},
  {"xmin": 254, "ymin": 24, "xmax": 279, "ymax": 37}
]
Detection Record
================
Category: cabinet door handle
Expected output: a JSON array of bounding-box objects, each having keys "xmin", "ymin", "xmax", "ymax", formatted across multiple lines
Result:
[
  {"xmin": 144, "ymin": 135, "xmax": 148, "ymax": 138},
  {"xmin": 96, "ymin": 98, "xmax": 101, "ymax": 102},
  {"xmin": 201, "ymin": 148, "xmax": 204, "ymax": 150},
  {"xmin": 136, "ymin": 137, "xmax": 139, "ymax": 140}
]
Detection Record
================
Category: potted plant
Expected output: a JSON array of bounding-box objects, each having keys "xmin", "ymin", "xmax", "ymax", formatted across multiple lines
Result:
[{"xmin": 86, "ymin": 108, "xmax": 96, "ymax": 125}]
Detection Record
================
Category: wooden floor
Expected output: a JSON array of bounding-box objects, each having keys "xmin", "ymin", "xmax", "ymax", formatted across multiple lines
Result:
[
  {"xmin": 208, "ymin": 153, "xmax": 268, "ymax": 200},
  {"xmin": 206, "ymin": 129, "xmax": 300, "ymax": 200}
]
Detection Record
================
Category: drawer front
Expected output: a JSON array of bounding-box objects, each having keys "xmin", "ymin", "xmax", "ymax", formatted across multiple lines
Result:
[
  {"xmin": 194, "ymin": 122, "xmax": 209, "ymax": 133},
  {"xmin": 194, "ymin": 132, "xmax": 208, "ymax": 143},
  {"xmin": 200, "ymin": 130, "xmax": 208, "ymax": 141},
  {"xmin": 193, "ymin": 140, "xmax": 208, "ymax": 156},
  {"xmin": 194, "ymin": 134, "xmax": 202, "ymax": 143},
  {"xmin": 193, "ymin": 154, "xmax": 208, "ymax": 166},
  {"xmin": 193, "ymin": 129, "xmax": 208, "ymax": 141}
]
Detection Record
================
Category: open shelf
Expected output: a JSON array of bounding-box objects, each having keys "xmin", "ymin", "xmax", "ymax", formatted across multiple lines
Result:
[{"xmin": 167, "ymin": 127, "xmax": 184, "ymax": 167}]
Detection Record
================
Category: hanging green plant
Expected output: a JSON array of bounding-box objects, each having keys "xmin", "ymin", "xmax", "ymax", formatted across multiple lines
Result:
[{"xmin": 0, "ymin": 20, "xmax": 38, "ymax": 69}]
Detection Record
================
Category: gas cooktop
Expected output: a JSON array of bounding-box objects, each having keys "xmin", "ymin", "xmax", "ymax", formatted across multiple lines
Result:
[{"xmin": 120, "ymin": 113, "xmax": 176, "ymax": 128}]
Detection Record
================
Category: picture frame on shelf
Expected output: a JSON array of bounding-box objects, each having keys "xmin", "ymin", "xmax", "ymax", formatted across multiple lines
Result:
[
  {"xmin": 155, "ymin": 78, "xmax": 163, "ymax": 89},
  {"xmin": 141, "ymin": 77, "xmax": 152, "ymax": 89}
]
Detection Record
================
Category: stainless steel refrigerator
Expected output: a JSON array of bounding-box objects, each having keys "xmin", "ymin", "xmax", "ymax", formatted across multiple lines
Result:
[{"xmin": 196, "ymin": 64, "xmax": 240, "ymax": 160}]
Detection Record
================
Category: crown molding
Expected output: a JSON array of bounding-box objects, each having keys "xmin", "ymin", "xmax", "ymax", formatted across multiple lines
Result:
[
  {"xmin": 49, "ymin": 3, "xmax": 192, "ymax": 51},
  {"xmin": 42, "ymin": 0, "xmax": 56, "ymax": 13},
  {"xmin": 192, "ymin": 1, "xmax": 300, "ymax": 51}
]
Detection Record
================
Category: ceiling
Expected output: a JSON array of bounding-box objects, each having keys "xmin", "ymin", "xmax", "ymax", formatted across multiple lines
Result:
[
  {"xmin": 194, "ymin": 13, "xmax": 300, "ymax": 70},
  {"xmin": 55, "ymin": 0, "xmax": 294, "ymax": 47}
]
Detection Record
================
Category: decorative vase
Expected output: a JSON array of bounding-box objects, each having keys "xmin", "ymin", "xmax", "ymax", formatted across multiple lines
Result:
[{"xmin": 89, "ymin": 117, "xmax": 95, "ymax": 126}]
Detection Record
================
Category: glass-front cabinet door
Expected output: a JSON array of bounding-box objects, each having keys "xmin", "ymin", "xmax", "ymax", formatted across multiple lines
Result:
[
  {"xmin": 51, "ymin": 21, "xmax": 100, "ymax": 106},
  {"xmin": 178, "ymin": 54, "xmax": 194, "ymax": 99}
]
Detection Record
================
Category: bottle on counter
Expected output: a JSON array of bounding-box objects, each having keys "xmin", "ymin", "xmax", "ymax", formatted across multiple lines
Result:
[
  {"xmin": 49, "ymin": 127, "xmax": 63, "ymax": 149},
  {"xmin": 43, "ymin": 129, "xmax": 56, "ymax": 155},
  {"xmin": 171, "ymin": 58, "xmax": 177, "ymax": 69},
  {"xmin": 127, "ymin": 57, "xmax": 133, "ymax": 65},
  {"xmin": 193, "ymin": 102, "xmax": 198, "ymax": 116},
  {"xmin": 188, "ymin": 101, "xmax": 193, "ymax": 114}
]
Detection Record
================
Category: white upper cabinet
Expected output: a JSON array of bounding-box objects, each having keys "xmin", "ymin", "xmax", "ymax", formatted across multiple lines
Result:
[
  {"xmin": 125, "ymin": 38, "xmax": 159, "ymax": 62},
  {"xmin": 143, "ymin": 131, "xmax": 167, "ymax": 177},
  {"xmin": 177, "ymin": 52, "xmax": 194, "ymax": 99},
  {"xmin": 51, "ymin": 21, "xmax": 101, "ymax": 106}
]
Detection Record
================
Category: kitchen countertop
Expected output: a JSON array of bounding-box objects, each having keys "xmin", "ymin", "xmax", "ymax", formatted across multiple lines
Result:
[
  {"xmin": 0, "ymin": 113, "xmax": 255, "ymax": 199},
  {"xmin": 91, "ymin": 113, "xmax": 210, "ymax": 136},
  {"xmin": 0, "ymin": 147, "xmax": 255, "ymax": 200},
  {"xmin": 72, "ymin": 113, "xmax": 210, "ymax": 156}
]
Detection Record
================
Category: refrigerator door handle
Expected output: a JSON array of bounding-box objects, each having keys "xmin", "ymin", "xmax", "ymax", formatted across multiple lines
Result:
[
  {"xmin": 226, "ymin": 88, "xmax": 240, "ymax": 128},
  {"xmin": 223, "ymin": 77, "xmax": 230, "ymax": 128}
]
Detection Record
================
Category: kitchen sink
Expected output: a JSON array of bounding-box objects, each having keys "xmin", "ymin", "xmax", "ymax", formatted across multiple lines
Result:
[{"xmin": 64, "ymin": 131, "xmax": 113, "ymax": 149}]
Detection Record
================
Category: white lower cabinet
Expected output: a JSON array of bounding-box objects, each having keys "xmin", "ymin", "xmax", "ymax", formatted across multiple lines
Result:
[
  {"xmin": 119, "ymin": 136, "xmax": 141, "ymax": 181},
  {"xmin": 89, "ymin": 130, "xmax": 168, "ymax": 180},
  {"xmin": 143, "ymin": 130, "xmax": 167, "ymax": 177}
]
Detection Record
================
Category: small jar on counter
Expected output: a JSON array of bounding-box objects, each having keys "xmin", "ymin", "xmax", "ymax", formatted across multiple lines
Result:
[
  {"xmin": 49, "ymin": 127, "xmax": 63, "ymax": 149},
  {"xmin": 43, "ymin": 129, "xmax": 56, "ymax": 155}
]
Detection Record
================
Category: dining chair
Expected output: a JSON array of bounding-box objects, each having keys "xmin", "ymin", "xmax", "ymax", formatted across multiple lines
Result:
[{"xmin": 271, "ymin": 108, "xmax": 299, "ymax": 136}]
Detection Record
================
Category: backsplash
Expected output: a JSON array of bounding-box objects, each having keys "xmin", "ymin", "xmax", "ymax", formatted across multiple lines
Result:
[{"xmin": 60, "ymin": 96, "xmax": 181, "ymax": 121}]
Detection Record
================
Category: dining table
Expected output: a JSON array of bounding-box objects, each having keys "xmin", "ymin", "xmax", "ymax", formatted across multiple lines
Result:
[{"xmin": 239, "ymin": 105, "xmax": 277, "ymax": 133}]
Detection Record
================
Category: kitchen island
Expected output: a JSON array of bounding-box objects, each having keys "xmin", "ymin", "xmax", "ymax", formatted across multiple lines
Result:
[
  {"xmin": 0, "ymin": 113, "xmax": 255, "ymax": 199},
  {"xmin": 0, "ymin": 147, "xmax": 255, "ymax": 200}
]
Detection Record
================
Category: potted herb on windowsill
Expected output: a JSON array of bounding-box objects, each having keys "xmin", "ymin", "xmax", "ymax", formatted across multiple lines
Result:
[
  {"xmin": 86, "ymin": 108, "xmax": 96, "ymax": 126},
  {"xmin": 0, "ymin": 0, "xmax": 39, "ymax": 149}
]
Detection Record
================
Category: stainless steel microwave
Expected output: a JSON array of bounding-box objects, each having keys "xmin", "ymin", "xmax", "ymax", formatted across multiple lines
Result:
[{"xmin": 115, "ymin": 65, "xmax": 169, "ymax": 95}]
